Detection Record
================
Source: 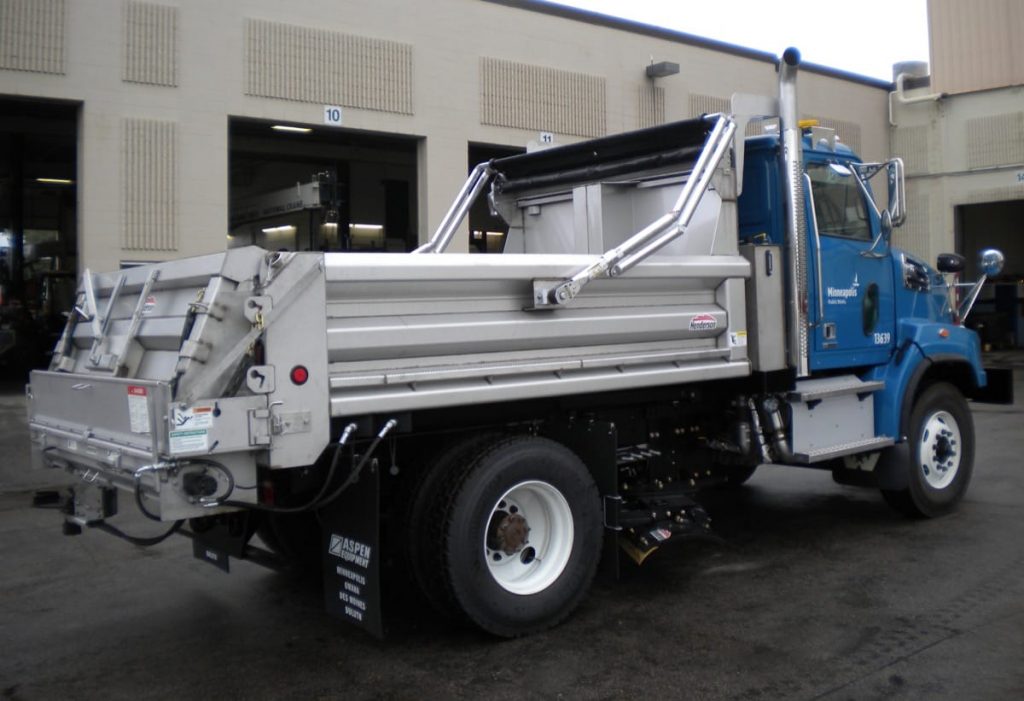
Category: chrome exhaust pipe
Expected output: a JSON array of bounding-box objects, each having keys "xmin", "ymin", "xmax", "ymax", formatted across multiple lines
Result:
[
  {"xmin": 761, "ymin": 397, "xmax": 794, "ymax": 464},
  {"xmin": 778, "ymin": 47, "xmax": 809, "ymax": 377}
]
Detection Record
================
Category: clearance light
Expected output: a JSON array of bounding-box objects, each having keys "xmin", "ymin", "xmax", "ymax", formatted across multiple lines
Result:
[
  {"xmin": 938, "ymin": 328, "xmax": 950, "ymax": 339},
  {"xmin": 798, "ymin": 119, "xmax": 820, "ymax": 129},
  {"xmin": 290, "ymin": 365, "xmax": 309, "ymax": 385},
  {"xmin": 271, "ymin": 125, "xmax": 312, "ymax": 133}
]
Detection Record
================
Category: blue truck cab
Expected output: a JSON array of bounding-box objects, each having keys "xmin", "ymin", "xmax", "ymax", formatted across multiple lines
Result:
[{"xmin": 738, "ymin": 125, "xmax": 1008, "ymax": 516}]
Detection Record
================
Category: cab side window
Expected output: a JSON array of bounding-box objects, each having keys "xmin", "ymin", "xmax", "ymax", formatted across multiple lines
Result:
[{"xmin": 807, "ymin": 162, "xmax": 871, "ymax": 241}]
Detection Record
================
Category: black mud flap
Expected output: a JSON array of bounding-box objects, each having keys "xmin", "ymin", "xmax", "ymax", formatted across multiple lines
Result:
[
  {"xmin": 831, "ymin": 443, "xmax": 911, "ymax": 491},
  {"xmin": 873, "ymin": 442, "xmax": 911, "ymax": 491},
  {"xmin": 969, "ymin": 367, "xmax": 1014, "ymax": 405},
  {"xmin": 318, "ymin": 461, "xmax": 384, "ymax": 639},
  {"xmin": 543, "ymin": 419, "xmax": 620, "ymax": 580},
  {"xmin": 189, "ymin": 512, "xmax": 259, "ymax": 573},
  {"xmin": 192, "ymin": 539, "xmax": 232, "ymax": 573}
]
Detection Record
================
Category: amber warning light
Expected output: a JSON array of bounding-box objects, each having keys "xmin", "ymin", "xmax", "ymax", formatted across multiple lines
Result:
[{"xmin": 290, "ymin": 365, "xmax": 309, "ymax": 385}]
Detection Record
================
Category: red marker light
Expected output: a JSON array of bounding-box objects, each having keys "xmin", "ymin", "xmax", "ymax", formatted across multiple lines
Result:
[
  {"xmin": 938, "ymin": 328, "xmax": 950, "ymax": 339},
  {"xmin": 290, "ymin": 365, "xmax": 309, "ymax": 385}
]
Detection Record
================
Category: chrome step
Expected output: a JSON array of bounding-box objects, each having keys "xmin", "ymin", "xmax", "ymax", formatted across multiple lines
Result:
[
  {"xmin": 788, "ymin": 376, "xmax": 885, "ymax": 403},
  {"xmin": 792, "ymin": 435, "xmax": 895, "ymax": 464}
]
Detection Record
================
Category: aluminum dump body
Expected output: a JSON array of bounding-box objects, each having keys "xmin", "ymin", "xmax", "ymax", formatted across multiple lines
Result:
[{"xmin": 28, "ymin": 115, "xmax": 753, "ymax": 518}]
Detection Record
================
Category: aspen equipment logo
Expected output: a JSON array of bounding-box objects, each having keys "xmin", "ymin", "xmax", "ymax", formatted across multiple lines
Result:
[
  {"xmin": 328, "ymin": 534, "xmax": 372, "ymax": 569},
  {"xmin": 827, "ymin": 273, "xmax": 860, "ymax": 305},
  {"xmin": 689, "ymin": 313, "xmax": 718, "ymax": 331}
]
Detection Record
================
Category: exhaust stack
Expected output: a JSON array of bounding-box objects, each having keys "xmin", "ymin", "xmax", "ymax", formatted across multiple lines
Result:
[{"xmin": 778, "ymin": 48, "xmax": 809, "ymax": 377}]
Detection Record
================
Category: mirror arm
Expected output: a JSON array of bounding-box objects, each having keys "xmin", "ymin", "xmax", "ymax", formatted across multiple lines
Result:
[
  {"xmin": 849, "ymin": 164, "xmax": 881, "ymax": 221},
  {"xmin": 959, "ymin": 276, "xmax": 988, "ymax": 323}
]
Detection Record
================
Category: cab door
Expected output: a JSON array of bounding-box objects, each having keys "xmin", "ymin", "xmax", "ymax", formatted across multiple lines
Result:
[{"xmin": 805, "ymin": 160, "xmax": 896, "ymax": 370}]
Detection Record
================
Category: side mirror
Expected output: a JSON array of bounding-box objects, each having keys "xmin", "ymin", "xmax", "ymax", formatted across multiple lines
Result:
[
  {"xmin": 980, "ymin": 248, "xmax": 1005, "ymax": 277},
  {"xmin": 886, "ymin": 158, "xmax": 905, "ymax": 226},
  {"xmin": 960, "ymin": 248, "xmax": 1006, "ymax": 323},
  {"xmin": 936, "ymin": 253, "xmax": 965, "ymax": 273},
  {"xmin": 879, "ymin": 209, "xmax": 893, "ymax": 242},
  {"xmin": 849, "ymin": 158, "xmax": 905, "ymax": 229}
]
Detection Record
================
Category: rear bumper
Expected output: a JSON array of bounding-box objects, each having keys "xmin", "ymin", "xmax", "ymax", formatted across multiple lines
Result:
[{"xmin": 28, "ymin": 371, "xmax": 259, "ymax": 520}]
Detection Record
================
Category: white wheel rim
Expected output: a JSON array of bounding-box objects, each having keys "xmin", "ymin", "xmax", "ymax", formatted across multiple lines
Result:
[
  {"xmin": 918, "ymin": 410, "xmax": 961, "ymax": 490},
  {"xmin": 483, "ymin": 480, "xmax": 574, "ymax": 596}
]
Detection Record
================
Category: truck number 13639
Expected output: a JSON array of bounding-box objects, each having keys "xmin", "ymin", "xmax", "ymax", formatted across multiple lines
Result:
[{"xmin": 874, "ymin": 332, "xmax": 892, "ymax": 345}]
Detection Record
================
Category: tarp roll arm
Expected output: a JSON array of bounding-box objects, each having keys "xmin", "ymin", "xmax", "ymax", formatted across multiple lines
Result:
[
  {"xmin": 534, "ymin": 114, "xmax": 737, "ymax": 307},
  {"xmin": 414, "ymin": 162, "xmax": 496, "ymax": 254}
]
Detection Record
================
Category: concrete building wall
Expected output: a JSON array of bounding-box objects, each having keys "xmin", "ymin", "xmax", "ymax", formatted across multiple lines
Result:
[
  {"xmin": 0, "ymin": 0, "xmax": 891, "ymax": 272},
  {"xmin": 891, "ymin": 84, "xmax": 1024, "ymax": 264},
  {"xmin": 928, "ymin": 0, "xmax": 1024, "ymax": 96},
  {"xmin": 890, "ymin": 0, "xmax": 1024, "ymax": 270}
]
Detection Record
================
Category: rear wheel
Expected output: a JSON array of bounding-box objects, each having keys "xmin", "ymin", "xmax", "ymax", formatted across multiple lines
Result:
[
  {"xmin": 406, "ymin": 433, "xmax": 499, "ymax": 619},
  {"xmin": 414, "ymin": 435, "xmax": 602, "ymax": 637},
  {"xmin": 882, "ymin": 382, "xmax": 974, "ymax": 518}
]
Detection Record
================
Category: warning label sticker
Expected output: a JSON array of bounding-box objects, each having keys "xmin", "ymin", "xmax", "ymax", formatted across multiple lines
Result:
[
  {"xmin": 172, "ymin": 405, "xmax": 214, "ymax": 430},
  {"xmin": 169, "ymin": 429, "xmax": 208, "ymax": 454},
  {"xmin": 127, "ymin": 385, "xmax": 150, "ymax": 434},
  {"xmin": 142, "ymin": 295, "xmax": 157, "ymax": 315},
  {"xmin": 729, "ymin": 331, "xmax": 748, "ymax": 347}
]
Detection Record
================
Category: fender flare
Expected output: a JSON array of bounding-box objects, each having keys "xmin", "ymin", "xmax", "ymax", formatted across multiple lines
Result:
[{"xmin": 870, "ymin": 345, "xmax": 981, "ymax": 492}]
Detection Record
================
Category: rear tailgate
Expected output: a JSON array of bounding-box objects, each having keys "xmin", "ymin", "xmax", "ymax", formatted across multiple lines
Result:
[{"xmin": 28, "ymin": 371, "xmax": 171, "ymax": 476}]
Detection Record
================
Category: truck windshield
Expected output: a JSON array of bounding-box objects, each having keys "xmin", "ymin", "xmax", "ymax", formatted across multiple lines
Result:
[{"xmin": 807, "ymin": 162, "xmax": 871, "ymax": 241}]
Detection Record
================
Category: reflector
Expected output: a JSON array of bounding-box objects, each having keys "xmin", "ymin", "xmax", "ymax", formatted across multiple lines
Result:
[{"xmin": 291, "ymin": 365, "xmax": 309, "ymax": 385}]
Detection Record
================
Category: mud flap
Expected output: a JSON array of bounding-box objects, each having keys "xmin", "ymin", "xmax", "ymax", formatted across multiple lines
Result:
[
  {"xmin": 543, "ymin": 419, "xmax": 620, "ymax": 580},
  {"xmin": 970, "ymin": 367, "xmax": 1014, "ymax": 405},
  {"xmin": 874, "ymin": 442, "xmax": 911, "ymax": 491},
  {"xmin": 190, "ymin": 512, "xmax": 259, "ymax": 573},
  {"xmin": 318, "ymin": 461, "xmax": 384, "ymax": 639},
  {"xmin": 831, "ymin": 443, "xmax": 911, "ymax": 490}
]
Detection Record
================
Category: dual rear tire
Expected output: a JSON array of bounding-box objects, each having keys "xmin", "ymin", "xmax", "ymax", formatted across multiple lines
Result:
[{"xmin": 408, "ymin": 435, "xmax": 603, "ymax": 637}]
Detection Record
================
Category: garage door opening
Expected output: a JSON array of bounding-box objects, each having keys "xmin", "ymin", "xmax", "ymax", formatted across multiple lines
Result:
[
  {"xmin": 468, "ymin": 143, "xmax": 524, "ymax": 253},
  {"xmin": 956, "ymin": 199, "xmax": 1024, "ymax": 349},
  {"xmin": 0, "ymin": 97, "xmax": 79, "ymax": 379},
  {"xmin": 229, "ymin": 119, "xmax": 419, "ymax": 252}
]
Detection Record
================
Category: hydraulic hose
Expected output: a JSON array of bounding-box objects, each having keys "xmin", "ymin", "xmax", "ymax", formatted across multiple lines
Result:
[
  {"xmin": 94, "ymin": 519, "xmax": 183, "ymax": 547},
  {"xmin": 314, "ymin": 418, "xmax": 398, "ymax": 509},
  {"xmin": 134, "ymin": 478, "xmax": 164, "ymax": 522},
  {"xmin": 217, "ymin": 422, "xmax": 358, "ymax": 514}
]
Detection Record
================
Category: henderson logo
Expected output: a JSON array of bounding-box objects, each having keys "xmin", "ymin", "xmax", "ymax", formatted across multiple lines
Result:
[{"xmin": 689, "ymin": 313, "xmax": 718, "ymax": 331}]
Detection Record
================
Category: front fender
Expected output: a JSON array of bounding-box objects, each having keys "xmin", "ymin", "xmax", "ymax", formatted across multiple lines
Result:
[
  {"xmin": 863, "ymin": 320, "xmax": 985, "ymax": 440},
  {"xmin": 898, "ymin": 320, "xmax": 986, "ymax": 388}
]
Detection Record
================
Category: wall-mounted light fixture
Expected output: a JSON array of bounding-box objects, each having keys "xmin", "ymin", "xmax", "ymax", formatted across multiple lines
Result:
[{"xmin": 645, "ymin": 61, "xmax": 680, "ymax": 79}]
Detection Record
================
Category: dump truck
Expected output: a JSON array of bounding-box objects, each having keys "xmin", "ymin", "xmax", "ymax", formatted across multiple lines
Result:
[{"xmin": 27, "ymin": 49, "xmax": 1010, "ymax": 638}]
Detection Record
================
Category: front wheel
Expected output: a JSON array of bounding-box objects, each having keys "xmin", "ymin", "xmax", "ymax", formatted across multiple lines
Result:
[
  {"xmin": 436, "ymin": 436, "xmax": 603, "ymax": 637},
  {"xmin": 882, "ymin": 382, "xmax": 975, "ymax": 518}
]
